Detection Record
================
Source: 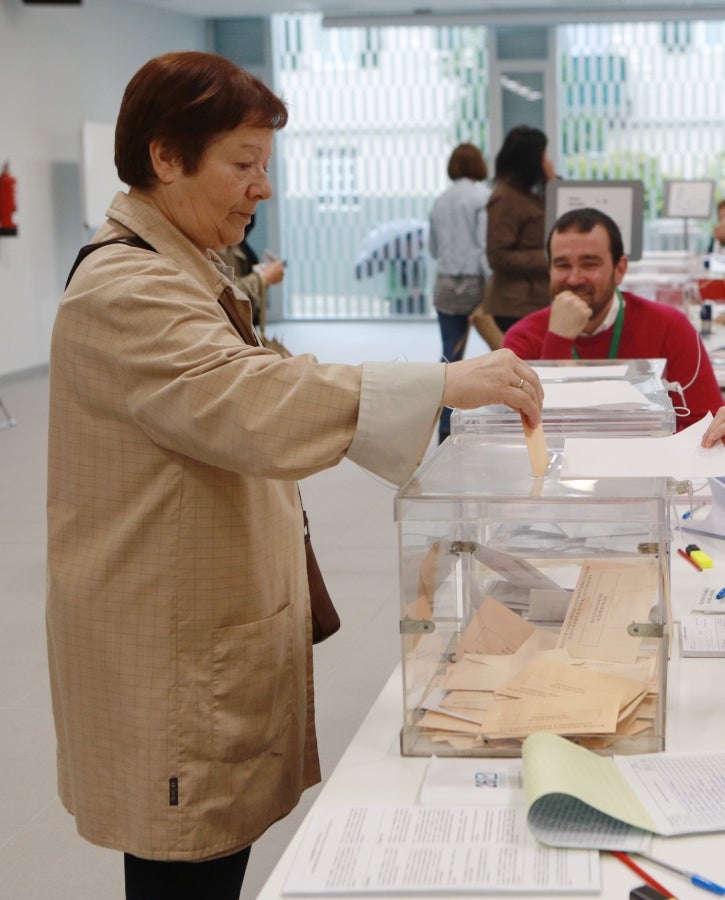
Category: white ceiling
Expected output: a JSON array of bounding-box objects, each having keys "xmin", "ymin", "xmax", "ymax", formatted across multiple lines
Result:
[{"xmin": 134, "ymin": 0, "xmax": 725, "ymax": 24}]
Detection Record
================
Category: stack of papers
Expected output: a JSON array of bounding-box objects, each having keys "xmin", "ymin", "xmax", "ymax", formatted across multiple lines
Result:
[
  {"xmin": 562, "ymin": 413, "xmax": 725, "ymax": 479},
  {"xmin": 421, "ymin": 734, "xmax": 725, "ymax": 850},
  {"xmin": 523, "ymin": 732, "xmax": 725, "ymax": 848},
  {"xmin": 282, "ymin": 735, "xmax": 725, "ymax": 895},
  {"xmin": 541, "ymin": 379, "xmax": 650, "ymax": 411},
  {"xmin": 411, "ymin": 558, "xmax": 659, "ymax": 752}
]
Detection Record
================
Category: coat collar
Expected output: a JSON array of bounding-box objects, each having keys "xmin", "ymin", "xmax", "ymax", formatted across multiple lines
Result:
[{"xmin": 98, "ymin": 189, "xmax": 232, "ymax": 301}]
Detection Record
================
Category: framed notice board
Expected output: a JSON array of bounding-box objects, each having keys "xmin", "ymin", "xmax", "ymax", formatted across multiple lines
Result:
[
  {"xmin": 663, "ymin": 180, "xmax": 715, "ymax": 219},
  {"xmin": 80, "ymin": 121, "xmax": 127, "ymax": 233},
  {"xmin": 545, "ymin": 179, "xmax": 645, "ymax": 260}
]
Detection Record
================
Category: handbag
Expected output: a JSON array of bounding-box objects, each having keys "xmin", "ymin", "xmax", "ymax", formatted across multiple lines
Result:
[
  {"xmin": 303, "ymin": 507, "xmax": 341, "ymax": 643},
  {"xmin": 469, "ymin": 301, "xmax": 504, "ymax": 351}
]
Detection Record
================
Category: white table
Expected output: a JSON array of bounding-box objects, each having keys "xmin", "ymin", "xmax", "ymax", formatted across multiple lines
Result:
[{"xmin": 259, "ymin": 532, "xmax": 725, "ymax": 899}]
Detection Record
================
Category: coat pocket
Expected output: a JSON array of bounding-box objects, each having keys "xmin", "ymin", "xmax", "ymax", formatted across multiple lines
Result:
[{"xmin": 211, "ymin": 604, "xmax": 293, "ymax": 763}]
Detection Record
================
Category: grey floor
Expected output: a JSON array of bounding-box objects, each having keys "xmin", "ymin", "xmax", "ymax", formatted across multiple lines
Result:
[{"xmin": 0, "ymin": 319, "xmax": 491, "ymax": 899}]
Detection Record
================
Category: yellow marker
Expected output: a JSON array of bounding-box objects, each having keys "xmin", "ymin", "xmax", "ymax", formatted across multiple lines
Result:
[
  {"xmin": 688, "ymin": 549, "xmax": 712, "ymax": 569},
  {"xmin": 686, "ymin": 544, "xmax": 714, "ymax": 568}
]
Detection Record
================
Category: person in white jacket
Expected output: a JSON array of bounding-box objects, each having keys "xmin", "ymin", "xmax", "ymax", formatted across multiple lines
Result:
[{"xmin": 429, "ymin": 143, "xmax": 491, "ymax": 441}]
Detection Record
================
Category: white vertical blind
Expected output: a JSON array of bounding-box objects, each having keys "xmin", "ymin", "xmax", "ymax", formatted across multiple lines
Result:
[{"xmin": 270, "ymin": 14, "xmax": 725, "ymax": 318}]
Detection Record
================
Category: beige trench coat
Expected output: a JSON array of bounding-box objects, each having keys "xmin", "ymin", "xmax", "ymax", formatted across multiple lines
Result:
[{"xmin": 47, "ymin": 191, "xmax": 443, "ymax": 861}]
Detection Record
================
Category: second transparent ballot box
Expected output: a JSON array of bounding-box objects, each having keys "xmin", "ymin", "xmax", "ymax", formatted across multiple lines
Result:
[
  {"xmin": 450, "ymin": 358, "xmax": 675, "ymax": 442},
  {"xmin": 395, "ymin": 433, "xmax": 669, "ymax": 759}
]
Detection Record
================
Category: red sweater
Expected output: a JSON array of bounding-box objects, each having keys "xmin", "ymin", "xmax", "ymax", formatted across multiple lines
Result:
[{"xmin": 503, "ymin": 292, "xmax": 722, "ymax": 430}]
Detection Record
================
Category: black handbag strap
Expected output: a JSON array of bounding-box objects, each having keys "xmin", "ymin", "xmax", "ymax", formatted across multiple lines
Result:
[
  {"xmin": 65, "ymin": 235, "xmax": 156, "ymax": 289},
  {"xmin": 64, "ymin": 235, "xmax": 260, "ymax": 348}
]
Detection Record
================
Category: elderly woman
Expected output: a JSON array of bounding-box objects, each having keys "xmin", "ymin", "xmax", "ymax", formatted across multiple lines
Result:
[{"xmin": 46, "ymin": 51, "xmax": 543, "ymax": 899}]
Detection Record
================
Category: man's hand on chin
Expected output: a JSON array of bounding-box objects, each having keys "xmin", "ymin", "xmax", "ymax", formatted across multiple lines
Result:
[{"xmin": 549, "ymin": 290, "xmax": 592, "ymax": 339}]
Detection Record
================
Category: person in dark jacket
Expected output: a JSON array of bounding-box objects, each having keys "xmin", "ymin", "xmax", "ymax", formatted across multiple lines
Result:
[{"xmin": 475, "ymin": 125, "xmax": 555, "ymax": 337}]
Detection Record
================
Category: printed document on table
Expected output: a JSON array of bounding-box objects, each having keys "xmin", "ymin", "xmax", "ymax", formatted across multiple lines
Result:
[
  {"xmin": 680, "ymin": 614, "xmax": 725, "ymax": 656},
  {"xmin": 282, "ymin": 804, "xmax": 600, "ymax": 895},
  {"xmin": 691, "ymin": 587, "xmax": 725, "ymax": 614},
  {"xmin": 522, "ymin": 732, "xmax": 725, "ymax": 850},
  {"xmin": 562, "ymin": 413, "xmax": 725, "ymax": 479}
]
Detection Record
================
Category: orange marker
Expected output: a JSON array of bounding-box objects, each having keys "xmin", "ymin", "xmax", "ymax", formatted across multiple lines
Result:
[{"xmin": 678, "ymin": 547, "xmax": 702, "ymax": 572}]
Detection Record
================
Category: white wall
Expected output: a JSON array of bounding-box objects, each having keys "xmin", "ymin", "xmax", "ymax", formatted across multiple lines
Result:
[{"xmin": 0, "ymin": 0, "xmax": 209, "ymax": 379}]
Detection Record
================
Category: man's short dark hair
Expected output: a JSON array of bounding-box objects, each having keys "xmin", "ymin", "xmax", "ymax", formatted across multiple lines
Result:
[{"xmin": 547, "ymin": 207, "xmax": 625, "ymax": 265}]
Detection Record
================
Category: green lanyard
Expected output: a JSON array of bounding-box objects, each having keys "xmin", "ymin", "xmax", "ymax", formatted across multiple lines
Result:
[{"xmin": 572, "ymin": 289, "xmax": 625, "ymax": 360}]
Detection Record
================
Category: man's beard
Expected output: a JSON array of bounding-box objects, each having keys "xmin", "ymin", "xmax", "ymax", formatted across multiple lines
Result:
[{"xmin": 570, "ymin": 284, "xmax": 613, "ymax": 320}]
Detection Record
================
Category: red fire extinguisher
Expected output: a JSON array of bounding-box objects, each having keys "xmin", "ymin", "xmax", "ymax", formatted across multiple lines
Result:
[{"xmin": 0, "ymin": 162, "xmax": 18, "ymax": 235}]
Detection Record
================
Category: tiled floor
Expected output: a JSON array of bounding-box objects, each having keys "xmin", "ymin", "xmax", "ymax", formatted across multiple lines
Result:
[{"xmin": 0, "ymin": 320, "xmax": 492, "ymax": 898}]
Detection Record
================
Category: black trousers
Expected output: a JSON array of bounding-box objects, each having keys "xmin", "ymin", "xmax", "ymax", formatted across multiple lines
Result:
[
  {"xmin": 492, "ymin": 314, "xmax": 519, "ymax": 334},
  {"xmin": 124, "ymin": 846, "xmax": 251, "ymax": 900}
]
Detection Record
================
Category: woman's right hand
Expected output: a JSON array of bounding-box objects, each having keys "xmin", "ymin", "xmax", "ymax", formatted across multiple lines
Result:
[
  {"xmin": 442, "ymin": 349, "xmax": 543, "ymax": 430},
  {"xmin": 701, "ymin": 407, "xmax": 725, "ymax": 448},
  {"xmin": 260, "ymin": 258, "xmax": 285, "ymax": 286}
]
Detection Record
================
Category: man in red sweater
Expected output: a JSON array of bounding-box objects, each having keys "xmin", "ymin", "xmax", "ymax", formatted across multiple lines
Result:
[{"xmin": 503, "ymin": 207, "xmax": 723, "ymax": 430}]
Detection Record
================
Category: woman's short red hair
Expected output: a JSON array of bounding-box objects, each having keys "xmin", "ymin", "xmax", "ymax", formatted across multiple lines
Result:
[{"xmin": 115, "ymin": 51, "xmax": 288, "ymax": 189}]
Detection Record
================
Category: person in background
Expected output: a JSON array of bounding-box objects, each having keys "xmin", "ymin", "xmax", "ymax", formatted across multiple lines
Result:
[
  {"xmin": 429, "ymin": 142, "xmax": 491, "ymax": 442},
  {"xmin": 503, "ymin": 206, "xmax": 722, "ymax": 431},
  {"xmin": 471, "ymin": 125, "xmax": 555, "ymax": 341},
  {"xmin": 707, "ymin": 198, "xmax": 725, "ymax": 255},
  {"xmin": 46, "ymin": 51, "xmax": 544, "ymax": 900},
  {"xmin": 216, "ymin": 213, "xmax": 284, "ymax": 325}
]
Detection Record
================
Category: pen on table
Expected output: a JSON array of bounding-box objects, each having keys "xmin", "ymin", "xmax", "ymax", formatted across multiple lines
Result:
[
  {"xmin": 683, "ymin": 504, "xmax": 707, "ymax": 520},
  {"xmin": 611, "ymin": 851, "xmax": 676, "ymax": 898},
  {"xmin": 637, "ymin": 853, "xmax": 725, "ymax": 896},
  {"xmin": 678, "ymin": 547, "xmax": 703, "ymax": 572},
  {"xmin": 717, "ymin": 588, "xmax": 725, "ymax": 600}
]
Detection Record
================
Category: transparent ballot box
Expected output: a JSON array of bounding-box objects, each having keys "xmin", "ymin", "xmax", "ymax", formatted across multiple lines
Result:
[
  {"xmin": 450, "ymin": 359, "xmax": 675, "ymax": 441},
  {"xmin": 395, "ymin": 433, "xmax": 669, "ymax": 758}
]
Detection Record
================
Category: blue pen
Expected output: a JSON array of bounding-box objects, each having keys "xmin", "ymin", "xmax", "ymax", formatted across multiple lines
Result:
[
  {"xmin": 717, "ymin": 588, "xmax": 725, "ymax": 600},
  {"xmin": 638, "ymin": 853, "xmax": 725, "ymax": 895},
  {"xmin": 683, "ymin": 504, "xmax": 708, "ymax": 520}
]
